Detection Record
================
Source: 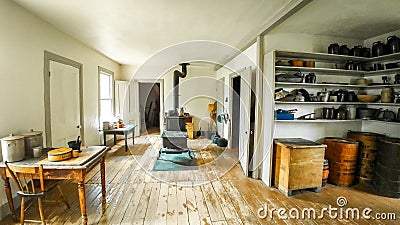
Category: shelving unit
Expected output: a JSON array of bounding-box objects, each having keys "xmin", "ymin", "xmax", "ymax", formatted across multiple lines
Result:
[{"xmin": 270, "ymin": 49, "xmax": 400, "ymax": 141}]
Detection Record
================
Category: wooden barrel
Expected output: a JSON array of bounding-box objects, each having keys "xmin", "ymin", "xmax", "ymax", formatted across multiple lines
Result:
[
  {"xmin": 322, "ymin": 159, "xmax": 329, "ymax": 187},
  {"xmin": 375, "ymin": 138, "xmax": 400, "ymax": 198},
  {"xmin": 347, "ymin": 131, "xmax": 384, "ymax": 185},
  {"xmin": 324, "ymin": 138, "xmax": 359, "ymax": 186}
]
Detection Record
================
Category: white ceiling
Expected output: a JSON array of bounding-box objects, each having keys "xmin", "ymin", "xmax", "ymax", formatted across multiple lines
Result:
[
  {"xmin": 13, "ymin": 0, "xmax": 290, "ymax": 65},
  {"xmin": 271, "ymin": 0, "xmax": 400, "ymax": 40},
  {"xmin": 13, "ymin": 0, "xmax": 400, "ymax": 66}
]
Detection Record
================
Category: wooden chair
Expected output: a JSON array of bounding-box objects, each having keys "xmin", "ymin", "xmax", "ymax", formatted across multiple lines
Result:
[{"xmin": 5, "ymin": 161, "xmax": 70, "ymax": 225}]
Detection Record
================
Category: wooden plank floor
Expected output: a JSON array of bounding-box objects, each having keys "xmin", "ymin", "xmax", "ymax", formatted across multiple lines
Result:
[{"xmin": 1, "ymin": 134, "xmax": 399, "ymax": 224}]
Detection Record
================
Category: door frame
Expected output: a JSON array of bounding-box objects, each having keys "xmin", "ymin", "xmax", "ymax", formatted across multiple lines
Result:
[
  {"xmin": 228, "ymin": 71, "xmax": 240, "ymax": 149},
  {"xmin": 136, "ymin": 79, "xmax": 164, "ymax": 134},
  {"xmin": 43, "ymin": 51, "xmax": 84, "ymax": 147}
]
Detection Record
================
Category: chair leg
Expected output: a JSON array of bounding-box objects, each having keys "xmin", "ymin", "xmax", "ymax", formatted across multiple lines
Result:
[
  {"xmin": 57, "ymin": 184, "xmax": 70, "ymax": 208},
  {"xmin": 20, "ymin": 197, "xmax": 25, "ymax": 225},
  {"xmin": 37, "ymin": 197, "xmax": 45, "ymax": 225}
]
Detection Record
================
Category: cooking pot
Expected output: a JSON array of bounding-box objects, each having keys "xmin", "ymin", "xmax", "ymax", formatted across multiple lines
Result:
[
  {"xmin": 350, "ymin": 45, "xmax": 362, "ymax": 57},
  {"xmin": 357, "ymin": 108, "xmax": 380, "ymax": 119},
  {"xmin": 21, "ymin": 129, "xmax": 43, "ymax": 158},
  {"xmin": 345, "ymin": 91, "xmax": 358, "ymax": 102},
  {"xmin": 386, "ymin": 35, "xmax": 400, "ymax": 54},
  {"xmin": 275, "ymin": 72, "xmax": 303, "ymax": 83},
  {"xmin": 372, "ymin": 41, "xmax": 386, "ymax": 57},
  {"xmin": 361, "ymin": 47, "xmax": 371, "ymax": 58},
  {"xmin": 304, "ymin": 73, "xmax": 316, "ymax": 83},
  {"xmin": 322, "ymin": 107, "xmax": 335, "ymax": 119},
  {"xmin": 317, "ymin": 91, "xmax": 330, "ymax": 102},
  {"xmin": 328, "ymin": 43, "xmax": 339, "ymax": 54},
  {"xmin": 376, "ymin": 109, "xmax": 396, "ymax": 122},
  {"xmin": 1, "ymin": 134, "xmax": 25, "ymax": 162},
  {"xmin": 336, "ymin": 106, "xmax": 347, "ymax": 120},
  {"xmin": 339, "ymin": 45, "xmax": 350, "ymax": 55}
]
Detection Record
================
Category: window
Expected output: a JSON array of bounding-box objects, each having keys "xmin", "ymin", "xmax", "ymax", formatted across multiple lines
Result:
[{"xmin": 98, "ymin": 67, "xmax": 114, "ymax": 127}]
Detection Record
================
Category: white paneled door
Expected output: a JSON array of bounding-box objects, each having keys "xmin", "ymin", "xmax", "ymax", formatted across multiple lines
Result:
[
  {"xmin": 238, "ymin": 67, "xmax": 253, "ymax": 176},
  {"xmin": 49, "ymin": 61, "xmax": 81, "ymax": 147}
]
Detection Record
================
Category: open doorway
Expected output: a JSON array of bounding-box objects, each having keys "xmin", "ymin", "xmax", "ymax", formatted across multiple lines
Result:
[
  {"xmin": 139, "ymin": 82, "xmax": 161, "ymax": 135},
  {"xmin": 231, "ymin": 76, "xmax": 241, "ymax": 148}
]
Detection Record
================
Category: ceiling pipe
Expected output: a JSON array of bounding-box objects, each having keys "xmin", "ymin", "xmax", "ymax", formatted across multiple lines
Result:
[{"xmin": 173, "ymin": 63, "xmax": 190, "ymax": 113}]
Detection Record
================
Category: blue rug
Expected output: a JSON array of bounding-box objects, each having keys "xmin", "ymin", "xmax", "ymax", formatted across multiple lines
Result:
[{"xmin": 153, "ymin": 151, "xmax": 198, "ymax": 171}]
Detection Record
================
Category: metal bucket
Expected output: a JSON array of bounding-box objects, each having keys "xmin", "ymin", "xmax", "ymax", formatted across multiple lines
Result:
[
  {"xmin": 21, "ymin": 129, "xmax": 43, "ymax": 158},
  {"xmin": 1, "ymin": 134, "xmax": 25, "ymax": 162}
]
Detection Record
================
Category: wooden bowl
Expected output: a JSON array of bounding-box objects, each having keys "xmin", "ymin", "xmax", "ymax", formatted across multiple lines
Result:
[{"xmin": 357, "ymin": 95, "xmax": 380, "ymax": 102}]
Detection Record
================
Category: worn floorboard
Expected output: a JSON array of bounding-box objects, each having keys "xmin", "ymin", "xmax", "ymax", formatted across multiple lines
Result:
[{"xmin": 1, "ymin": 135, "xmax": 399, "ymax": 224}]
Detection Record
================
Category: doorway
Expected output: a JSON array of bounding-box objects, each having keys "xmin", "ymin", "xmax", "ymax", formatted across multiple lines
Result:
[
  {"xmin": 139, "ymin": 82, "xmax": 161, "ymax": 135},
  {"xmin": 44, "ymin": 51, "xmax": 83, "ymax": 147},
  {"xmin": 231, "ymin": 76, "xmax": 241, "ymax": 148}
]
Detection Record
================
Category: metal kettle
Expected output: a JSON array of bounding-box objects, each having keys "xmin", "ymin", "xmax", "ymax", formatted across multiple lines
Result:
[
  {"xmin": 372, "ymin": 41, "xmax": 386, "ymax": 57},
  {"xmin": 386, "ymin": 35, "xmax": 400, "ymax": 54}
]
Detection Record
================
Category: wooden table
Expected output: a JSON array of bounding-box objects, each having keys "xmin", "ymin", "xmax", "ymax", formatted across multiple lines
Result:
[
  {"xmin": 0, "ymin": 146, "xmax": 108, "ymax": 225},
  {"xmin": 103, "ymin": 124, "xmax": 137, "ymax": 152}
]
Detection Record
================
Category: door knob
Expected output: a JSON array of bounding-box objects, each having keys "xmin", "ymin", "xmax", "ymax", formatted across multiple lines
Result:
[{"xmin": 76, "ymin": 125, "xmax": 82, "ymax": 128}]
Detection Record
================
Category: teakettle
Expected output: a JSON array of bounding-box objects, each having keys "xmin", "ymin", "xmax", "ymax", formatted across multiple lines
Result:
[
  {"xmin": 328, "ymin": 43, "xmax": 339, "ymax": 54},
  {"xmin": 350, "ymin": 45, "xmax": 362, "ymax": 57},
  {"xmin": 304, "ymin": 73, "xmax": 316, "ymax": 83},
  {"xmin": 372, "ymin": 41, "xmax": 386, "ymax": 57},
  {"xmin": 386, "ymin": 35, "xmax": 400, "ymax": 54}
]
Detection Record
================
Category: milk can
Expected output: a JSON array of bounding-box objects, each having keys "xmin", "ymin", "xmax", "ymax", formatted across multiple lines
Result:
[
  {"xmin": 21, "ymin": 129, "xmax": 43, "ymax": 158},
  {"xmin": 1, "ymin": 134, "xmax": 25, "ymax": 162}
]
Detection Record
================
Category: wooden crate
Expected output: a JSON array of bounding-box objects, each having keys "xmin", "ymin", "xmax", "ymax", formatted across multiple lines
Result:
[{"xmin": 275, "ymin": 138, "xmax": 326, "ymax": 196}]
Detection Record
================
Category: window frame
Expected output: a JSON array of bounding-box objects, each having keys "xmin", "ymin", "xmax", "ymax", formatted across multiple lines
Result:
[{"xmin": 98, "ymin": 66, "xmax": 115, "ymax": 129}]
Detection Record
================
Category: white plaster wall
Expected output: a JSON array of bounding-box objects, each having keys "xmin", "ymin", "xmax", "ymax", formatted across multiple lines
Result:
[
  {"xmin": 216, "ymin": 43, "xmax": 258, "ymax": 140},
  {"xmin": 0, "ymin": 0, "xmax": 120, "ymax": 216},
  {"xmin": 162, "ymin": 66, "xmax": 217, "ymax": 132}
]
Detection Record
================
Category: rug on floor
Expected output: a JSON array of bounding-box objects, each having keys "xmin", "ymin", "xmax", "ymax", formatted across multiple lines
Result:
[{"xmin": 152, "ymin": 151, "xmax": 198, "ymax": 171}]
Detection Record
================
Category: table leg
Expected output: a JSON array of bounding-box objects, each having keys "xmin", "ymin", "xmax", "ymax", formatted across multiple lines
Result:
[
  {"xmin": 100, "ymin": 156, "xmax": 106, "ymax": 213},
  {"xmin": 125, "ymin": 133, "xmax": 128, "ymax": 152},
  {"xmin": 132, "ymin": 130, "xmax": 135, "ymax": 145},
  {"xmin": 77, "ymin": 182, "xmax": 87, "ymax": 225},
  {"xmin": 4, "ymin": 178, "xmax": 16, "ymax": 221},
  {"xmin": 113, "ymin": 133, "xmax": 117, "ymax": 145},
  {"xmin": 103, "ymin": 132, "xmax": 107, "ymax": 146}
]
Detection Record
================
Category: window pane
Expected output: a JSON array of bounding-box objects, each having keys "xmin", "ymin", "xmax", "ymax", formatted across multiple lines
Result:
[
  {"xmin": 100, "ymin": 99, "xmax": 113, "ymax": 122},
  {"xmin": 100, "ymin": 73, "xmax": 111, "ymax": 99}
]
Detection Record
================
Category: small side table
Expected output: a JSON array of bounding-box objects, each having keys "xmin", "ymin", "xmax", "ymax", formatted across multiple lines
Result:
[{"xmin": 103, "ymin": 125, "xmax": 137, "ymax": 152}]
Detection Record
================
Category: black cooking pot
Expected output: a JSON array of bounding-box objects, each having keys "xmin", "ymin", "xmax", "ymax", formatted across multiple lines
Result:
[
  {"xmin": 217, "ymin": 138, "xmax": 228, "ymax": 147},
  {"xmin": 350, "ymin": 45, "xmax": 362, "ymax": 57},
  {"xmin": 339, "ymin": 45, "xmax": 350, "ymax": 55},
  {"xmin": 345, "ymin": 91, "xmax": 357, "ymax": 102},
  {"xmin": 328, "ymin": 43, "xmax": 339, "ymax": 54},
  {"xmin": 357, "ymin": 108, "xmax": 380, "ymax": 119},
  {"xmin": 386, "ymin": 35, "xmax": 400, "ymax": 54},
  {"xmin": 372, "ymin": 41, "xmax": 386, "ymax": 57},
  {"xmin": 361, "ymin": 47, "xmax": 371, "ymax": 58}
]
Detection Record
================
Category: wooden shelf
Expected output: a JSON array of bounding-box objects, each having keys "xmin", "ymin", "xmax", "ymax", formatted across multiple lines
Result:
[
  {"xmin": 275, "ymin": 82, "xmax": 364, "ymax": 89},
  {"xmin": 275, "ymin": 50, "xmax": 369, "ymax": 63},
  {"xmin": 275, "ymin": 50, "xmax": 400, "ymax": 64},
  {"xmin": 275, "ymin": 119, "xmax": 362, "ymax": 123},
  {"xmin": 275, "ymin": 66, "xmax": 365, "ymax": 76},
  {"xmin": 364, "ymin": 68, "xmax": 400, "ymax": 76}
]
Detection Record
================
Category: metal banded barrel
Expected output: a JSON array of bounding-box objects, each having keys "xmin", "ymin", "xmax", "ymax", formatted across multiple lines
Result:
[
  {"xmin": 347, "ymin": 131, "xmax": 384, "ymax": 185},
  {"xmin": 324, "ymin": 137, "xmax": 359, "ymax": 186},
  {"xmin": 375, "ymin": 137, "xmax": 400, "ymax": 198}
]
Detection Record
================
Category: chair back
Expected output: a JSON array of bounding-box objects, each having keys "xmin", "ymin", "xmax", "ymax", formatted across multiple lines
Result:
[{"xmin": 5, "ymin": 161, "xmax": 45, "ymax": 194}]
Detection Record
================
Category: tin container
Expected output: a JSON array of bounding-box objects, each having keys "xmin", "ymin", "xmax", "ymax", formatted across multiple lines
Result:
[{"xmin": 1, "ymin": 134, "xmax": 25, "ymax": 162}]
